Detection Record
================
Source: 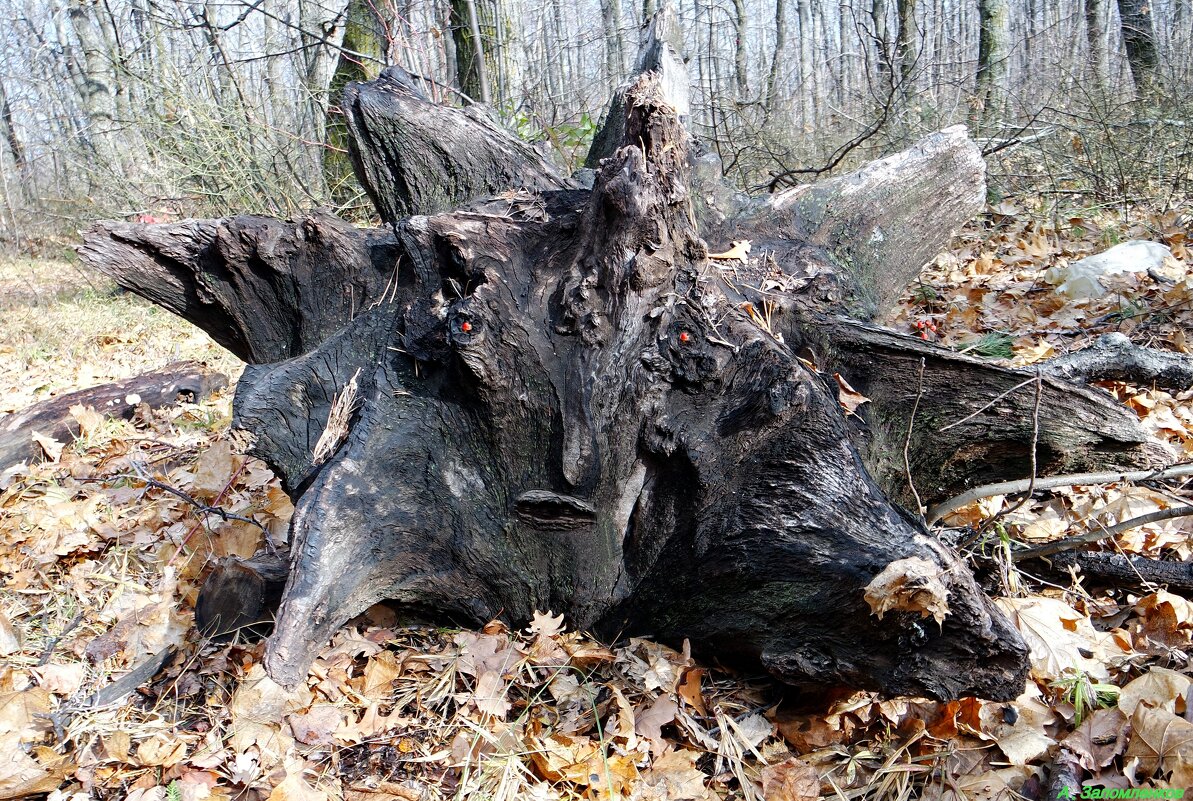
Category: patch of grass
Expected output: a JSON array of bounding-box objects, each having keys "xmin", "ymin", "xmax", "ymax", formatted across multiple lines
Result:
[
  {"xmin": 0, "ymin": 255, "xmax": 242, "ymax": 412},
  {"xmin": 955, "ymin": 331, "xmax": 1015, "ymax": 359}
]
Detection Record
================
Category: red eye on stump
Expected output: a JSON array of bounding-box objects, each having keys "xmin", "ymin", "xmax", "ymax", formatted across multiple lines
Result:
[
  {"xmin": 460, "ymin": 321, "xmax": 472, "ymax": 333},
  {"xmin": 679, "ymin": 331, "xmax": 691, "ymax": 344}
]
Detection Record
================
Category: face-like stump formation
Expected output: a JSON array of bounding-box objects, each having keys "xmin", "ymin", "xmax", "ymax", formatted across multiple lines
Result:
[{"xmin": 231, "ymin": 78, "xmax": 1029, "ymax": 699}]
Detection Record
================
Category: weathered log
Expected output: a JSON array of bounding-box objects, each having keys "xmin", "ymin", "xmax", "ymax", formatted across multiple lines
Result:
[
  {"xmin": 74, "ymin": 12, "xmax": 1192, "ymax": 702},
  {"xmin": 798, "ymin": 317, "xmax": 1166, "ymax": 505},
  {"xmin": 77, "ymin": 212, "xmax": 398, "ymax": 364},
  {"xmin": 713, "ymin": 125, "xmax": 987, "ymax": 320},
  {"xmin": 343, "ymin": 66, "xmax": 573, "ymax": 223},
  {"xmin": 1042, "ymin": 331, "xmax": 1193, "ymax": 391},
  {"xmin": 195, "ymin": 550, "xmax": 289, "ymax": 640},
  {"xmin": 0, "ymin": 361, "xmax": 227, "ymax": 469},
  {"xmin": 1036, "ymin": 551, "xmax": 1193, "ymax": 594},
  {"xmin": 225, "ymin": 74, "xmax": 1031, "ymax": 700}
]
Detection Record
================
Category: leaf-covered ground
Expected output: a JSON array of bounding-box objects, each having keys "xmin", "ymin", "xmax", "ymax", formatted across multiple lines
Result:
[{"xmin": 0, "ymin": 208, "xmax": 1190, "ymax": 801}]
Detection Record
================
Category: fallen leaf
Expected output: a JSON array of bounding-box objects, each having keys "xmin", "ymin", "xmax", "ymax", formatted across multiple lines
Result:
[
  {"xmin": 68, "ymin": 405, "xmax": 105, "ymax": 440},
  {"xmin": 635, "ymin": 696, "xmax": 677, "ymax": 755},
  {"xmin": 630, "ymin": 750, "xmax": 714, "ymax": 800},
  {"xmin": 1118, "ymin": 667, "xmax": 1191, "ymax": 716},
  {"xmin": 1062, "ymin": 707, "xmax": 1128, "ymax": 771},
  {"xmin": 1125, "ymin": 704, "xmax": 1193, "ymax": 787},
  {"xmin": 135, "ymin": 733, "xmax": 187, "ymax": 767},
  {"xmin": 708, "ymin": 240, "xmax": 751, "ymax": 264},
  {"xmin": 864, "ymin": 557, "xmax": 950, "ymax": 624},
  {"xmin": 760, "ymin": 757, "xmax": 820, "ymax": 801},
  {"xmin": 31, "ymin": 663, "xmax": 85, "ymax": 696},
  {"xmin": 192, "ymin": 441, "xmax": 240, "ymax": 500},
  {"xmin": 677, "ymin": 668, "xmax": 707, "ymax": 716},
  {"xmin": 267, "ymin": 773, "xmax": 328, "ymax": 801},
  {"xmin": 360, "ymin": 651, "xmax": 402, "ymax": 702},
  {"xmin": 471, "ymin": 670, "xmax": 510, "ymax": 718},
  {"xmin": 995, "ymin": 596, "xmax": 1109, "ymax": 680},
  {"xmin": 30, "ymin": 432, "xmax": 63, "ymax": 462},
  {"xmin": 288, "ymin": 705, "xmax": 343, "ymax": 746},
  {"xmin": 0, "ymin": 733, "xmax": 70, "ymax": 800},
  {"xmin": 833, "ymin": 373, "xmax": 871, "ymax": 416},
  {"xmin": 527, "ymin": 610, "xmax": 565, "ymax": 638},
  {"xmin": 0, "ymin": 613, "xmax": 21, "ymax": 657}
]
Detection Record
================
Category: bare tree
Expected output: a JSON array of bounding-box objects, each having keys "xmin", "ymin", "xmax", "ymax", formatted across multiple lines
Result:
[
  {"xmin": 1116, "ymin": 0, "xmax": 1158, "ymax": 93},
  {"xmin": 1084, "ymin": 0, "xmax": 1105, "ymax": 88},
  {"xmin": 971, "ymin": 0, "xmax": 1009, "ymax": 131}
]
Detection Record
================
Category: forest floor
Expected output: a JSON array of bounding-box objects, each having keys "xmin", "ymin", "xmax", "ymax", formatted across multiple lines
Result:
[{"xmin": 0, "ymin": 204, "xmax": 1191, "ymax": 801}]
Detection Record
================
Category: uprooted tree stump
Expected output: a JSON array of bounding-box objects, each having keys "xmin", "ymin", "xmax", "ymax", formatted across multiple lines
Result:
[{"xmin": 77, "ymin": 12, "xmax": 1187, "ymax": 701}]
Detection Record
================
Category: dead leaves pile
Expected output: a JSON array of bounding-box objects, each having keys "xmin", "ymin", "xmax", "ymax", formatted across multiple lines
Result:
[{"xmin": 890, "ymin": 206, "xmax": 1192, "ymax": 376}]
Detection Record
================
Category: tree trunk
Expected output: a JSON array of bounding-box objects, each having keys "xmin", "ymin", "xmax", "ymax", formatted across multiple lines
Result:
[
  {"xmin": 324, "ymin": 0, "xmax": 389, "ymax": 204},
  {"xmin": 1084, "ymin": 0, "xmax": 1106, "ymax": 89},
  {"xmin": 766, "ymin": 0, "xmax": 788, "ymax": 110},
  {"xmin": 896, "ymin": 0, "xmax": 917, "ymax": 89},
  {"xmin": 871, "ymin": 0, "xmax": 890, "ymax": 81},
  {"xmin": 77, "ymin": 9, "xmax": 1189, "ymax": 703},
  {"xmin": 601, "ymin": 0, "xmax": 627, "ymax": 93},
  {"xmin": 971, "ymin": 0, "xmax": 1010, "ymax": 132},
  {"xmin": 450, "ymin": 0, "xmax": 492, "ymax": 103},
  {"xmin": 1115, "ymin": 0, "xmax": 1158, "ymax": 93},
  {"xmin": 733, "ymin": 0, "xmax": 748, "ymax": 97}
]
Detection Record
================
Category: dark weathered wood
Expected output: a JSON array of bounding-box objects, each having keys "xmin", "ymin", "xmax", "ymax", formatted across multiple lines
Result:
[
  {"xmin": 195, "ymin": 550, "xmax": 289, "ymax": 640},
  {"xmin": 799, "ymin": 317, "xmax": 1164, "ymax": 505},
  {"xmin": 1039, "ymin": 551, "xmax": 1193, "ymax": 594},
  {"xmin": 0, "ymin": 362, "xmax": 227, "ymax": 469},
  {"xmin": 220, "ymin": 74, "xmax": 1032, "ymax": 700},
  {"xmin": 343, "ymin": 66, "xmax": 573, "ymax": 224},
  {"xmin": 78, "ymin": 10, "xmax": 1193, "ymax": 702},
  {"xmin": 78, "ymin": 212, "xmax": 399, "ymax": 364},
  {"xmin": 1042, "ymin": 332, "xmax": 1193, "ymax": 391}
]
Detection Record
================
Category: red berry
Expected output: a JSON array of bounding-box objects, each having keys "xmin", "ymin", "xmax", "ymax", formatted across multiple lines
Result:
[{"xmin": 919, "ymin": 331, "xmax": 929, "ymax": 340}]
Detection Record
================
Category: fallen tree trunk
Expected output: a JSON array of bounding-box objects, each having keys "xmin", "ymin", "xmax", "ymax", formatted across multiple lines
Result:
[
  {"xmin": 0, "ymin": 362, "xmax": 227, "ymax": 469},
  {"xmin": 75, "ymin": 10, "xmax": 1190, "ymax": 701}
]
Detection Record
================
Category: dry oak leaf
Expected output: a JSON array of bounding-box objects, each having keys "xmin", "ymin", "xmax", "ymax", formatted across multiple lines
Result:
[
  {"xmin": 864, "ymin": 557, "xmax": 950, "ymax": 625},
  {"xmin": 1125, "ymin": 704, "xmax": 1193, "ymax": 788},
  {"xmin": 191, "ymin": 441, "xmax": 241, "ymax": 501},
  {"xmin": 229, "ymin": 664, "xmax": 300, "ymax": 759},
  {"xmin": 986, "ymin": 692, "xmax": 1055, "ymax": 766},
  {"xmin": 760, "ymin": 757, "xmax": 820, "ymax": 801},
  {"xmin": 0, "ymin": 687, "xmax": 52, "ymax": 742},
  {"xmin": 135, "ymin": 733, "xmax": 187, "ymax": 767},
  {"xmin": 1133, "ymin": 590, "xmax": 1193, "ymax": 648},
  {"xmin": 635, "ymin": 696, "xmax": 678, "ymax": 756},
  {"xmin": 629, "ymin": 749, "xmax": 715, "ymax": 801},
  {"xmin": 1061, "ymin": 707, "xmax": 1129, "ymax": 771},
  {"xmin": 527, "ymin": 610, "xmax": 565, "ymax": 638},
  {"xmin": 288, "ymin": 705, "xmax": 344, "ymax": 746},
  {"xmin": 266, "ymin": 773, "xmax": 329, "ymax": 801},
  {"xmin": 0, "ymin": 733, "xmax": 71, "ymax": 800}
]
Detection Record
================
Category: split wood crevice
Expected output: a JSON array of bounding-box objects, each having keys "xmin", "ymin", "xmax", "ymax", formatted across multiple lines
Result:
[{"xmin": 77, "ymin": 21, "xmax": 1190, "ymax": 702}]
